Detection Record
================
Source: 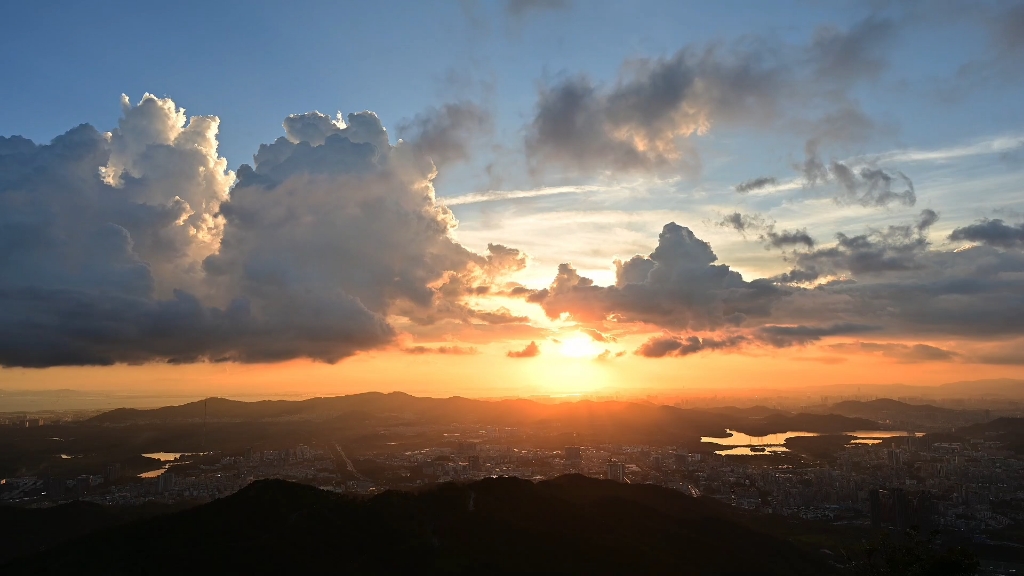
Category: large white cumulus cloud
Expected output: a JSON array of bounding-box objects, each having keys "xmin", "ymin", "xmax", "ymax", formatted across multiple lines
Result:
[
  {"xmin": 204, "ymin": 109, "xmax": 486, "ymax": 319},
  {"xmin": 0, "ymin": 95, "xmax": 498, "ymax": 367}
]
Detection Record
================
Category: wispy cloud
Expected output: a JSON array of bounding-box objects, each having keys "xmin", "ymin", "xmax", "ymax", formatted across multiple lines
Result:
[
  {"xmin": 868, "ymin": 135, "xmax": 1024, "ymax": 164},
  {"xmin": 737, "ymin": 134, "xmax": 1023, "ymax": 199},
  {"xmin": 440, "ymin": 184, "xmax": 611, "ymax": 206}
]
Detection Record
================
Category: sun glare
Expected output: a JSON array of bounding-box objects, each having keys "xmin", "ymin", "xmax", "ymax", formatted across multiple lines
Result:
[{"xmin": 559, "ymin": 333, "xmax": 603, "ymax": 358}]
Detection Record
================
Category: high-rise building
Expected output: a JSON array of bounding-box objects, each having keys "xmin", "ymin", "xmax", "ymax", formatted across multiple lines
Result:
[
  {"xmin": 607, "ymin": 462, "xmax": 626, "ymax": 482},
  {"xmin": 244, "ymin": 446, "xmax": 253, "ymax": 461},
  {"xmin": 869, "ymin": 489, "xmax": 882, "ymax": 529},
  {"xmin": 158, "ymin": 472, "xmax": 175, "ymax": 494},
  {"xmin": 652, "ymin": 454, "xmax": 662, "ymax": 470},
  {"xmin": 564, "ymin": 446, "xmax": 582, "ymax": 462},
  {"xmin": 47, "ymin": 477, "xmax": 65, "ymax": 499},
  {"xmin": 106, "ymin": 463, "xmax": 122, "ymax": 482},
  {"xmin": 674, "ymin": 451, "xmax": 688, "ymax": 467},
  {"xmin": 893, "ymin": 488, "xmax": 912, "ymax": 530},
  {"xmin": 468, "ymin": 455, "xmax": 481, "ymax": 472}
]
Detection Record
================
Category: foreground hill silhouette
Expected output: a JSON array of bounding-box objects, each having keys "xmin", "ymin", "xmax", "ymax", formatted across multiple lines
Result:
[{"xmin": 4, "ymin": 475, "xmax": 834, "ymax": 575}]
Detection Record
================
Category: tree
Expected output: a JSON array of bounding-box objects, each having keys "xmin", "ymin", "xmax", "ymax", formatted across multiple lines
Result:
[{"xmin": 846, "ymin": 528, "xmax": 979, "ymax": 576}]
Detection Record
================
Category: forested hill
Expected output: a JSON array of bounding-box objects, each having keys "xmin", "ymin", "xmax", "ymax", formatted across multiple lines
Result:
[{"xmin": 3, "ymin": 475, "xmax": 834, "ymax": 575}]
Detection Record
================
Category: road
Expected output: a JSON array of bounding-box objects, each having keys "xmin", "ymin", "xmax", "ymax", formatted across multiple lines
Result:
[{"xmin": 333, "ymin": 442, "xmax": 368, "ymax": 481}]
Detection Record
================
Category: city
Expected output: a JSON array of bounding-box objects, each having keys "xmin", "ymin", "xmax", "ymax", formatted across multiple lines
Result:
[
  {"xmin": 3, "ymin": 0, "xmax": 1024, "ymax": 573},
  {"xmin": 3, "ymin": 395, "xmax": 1022, "ymax": 557}
]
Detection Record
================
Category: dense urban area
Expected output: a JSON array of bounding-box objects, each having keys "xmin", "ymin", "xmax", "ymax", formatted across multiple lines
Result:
[{"xmin": 3, "ymin": 389, "xmax": 1024, "ymax": 573}]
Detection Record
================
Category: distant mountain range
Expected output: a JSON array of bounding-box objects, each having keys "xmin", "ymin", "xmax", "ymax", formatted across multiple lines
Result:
[
  {"xmin": 1, "ymin": 475, "xmax": 834, "ymax": 575},
  {"xmin": 85, "ymin": 392, "xmax": 881, "ymax": 443},
  {"xmin": 807, "ymin": 379, "xmax": 1024, "ymax": 399}
]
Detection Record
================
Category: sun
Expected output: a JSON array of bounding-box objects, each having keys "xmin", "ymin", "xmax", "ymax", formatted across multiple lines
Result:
[{"xmin": 559, "ymin": 333, "xmax": 603, "ymax": 358}]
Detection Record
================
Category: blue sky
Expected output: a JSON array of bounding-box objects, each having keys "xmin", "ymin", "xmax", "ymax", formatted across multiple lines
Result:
[
  {"xmin": 2, "ymin": 0, "xmax": 1024, "ymax": 393},
  {"xmin": 4, "ymin": 1, "xmax": 1019, "ymax": 184}
]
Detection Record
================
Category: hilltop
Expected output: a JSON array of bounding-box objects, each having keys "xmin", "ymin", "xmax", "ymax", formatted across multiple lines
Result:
[{"xmin": 2, "ymin": 475, "xmax": 834, "ymax": 575}]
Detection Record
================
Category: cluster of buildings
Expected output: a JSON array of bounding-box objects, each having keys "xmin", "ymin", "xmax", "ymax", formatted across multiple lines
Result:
[
  {"xmin": 1, "ymin": 417, "xmax": 45, "ymax": 427},
  {"xmin": 3, "ymin": 422, "xmax": 1022, "ymax": 540},
  {"xmin": 664, "ymin": 437, "xmax": 1023, "ymax": 533}
]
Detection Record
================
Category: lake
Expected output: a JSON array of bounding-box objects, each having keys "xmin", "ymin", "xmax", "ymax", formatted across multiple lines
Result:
[
  {"xmin": 141, "ymin": 452, "xmax": 187, "ymax": 461},
  {"xmin": 702, "ymin": 429, "xmax": 922, "ymax": 455},
  {"xmin": 137, "ymin": 452, "xmax": 192, "ymax": 478}
]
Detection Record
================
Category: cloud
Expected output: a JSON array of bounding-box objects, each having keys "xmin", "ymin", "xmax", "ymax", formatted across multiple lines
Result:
[
  {"xmin": 595, "ymin": 349, "xmax": 622, "ymax": 361},
  {"xmin": 755, "ymin": 323, "xmax": 880, "ymax": 348},
  {"xmin": 782, "ymin": 209, "xmax": 939, "ymax": 280},
  {"xmin": 994, "ymin": 2, "xmax": 1024, "ymax": 52},
  {"xmin": 527, "ymin": 210, "xmax": 1024, "ymax": 360},
  {"xmin": 441, "ymin": 184, "xmax": 608, "ymax": 206},
  {"xmin": 204, "ymin": 110, "xmax": 486, "ymax": 319},
  {"xmin": 735, "ymin": 176, "xmax": 777, "ymax": 193},
  {"xmin": 507, "ymin": 341, "xmax": 541, "ymax": 358},
  {"xmin": 795, "ymin": 141, "xmax": 916, "ymax": 207},
  {"xmin": 396, "ymin": 102, "xmax": 492, "ymax": 167},
  {"xmin": 533, "ymin": 223, "xmax": 785, "ymax": 329},
  {"xmin": 808, "ymin": 16, "xmax": 896, "ymax": 87},
  {"xmin": 716, "ymin": 212, "xmax": 815, "ymax": 250},
  {"xmin": 916, "ymin": 208, "xmax": 939, "ymax": 232},
  {"xmin": 827, "ymin": 342, "xmax": 958, "ymax": 363},
  {"xmin": 771, "ymin": 213, "xmax": 1024, "ymax": 342},
  {"xmin": 0, "ymin": 94, "xmax": 511, "ymax": 367},
  {"xmin": 635, "ymin": 334, "xmax": 746, "ymax": 358},
  {"xmin": 524, "ymin": 48, "xmax": 773, "ymax": 175},
  {"xmin": 282, "ymin": 111, "xmax": 345, "ymax": 146},
  {"xmin": 524, "ymin": 15, "xmax": 902, "ymax": 176},
  {"xmin": 581, "ymin": 328, "xmax": 615, "ymax": 342},
  {"xmin": 472, "ymin": 307, "xmax": 530, "ymax": 325},
  {"xmin": 766, "ymin": 229, "xmax": 816, "ymax": 250},
  {"xmin": 505, "ymin": 0, "xmax": 570, "ymax": 17},
  {"xmin": 949, "ymin": 218, "xmax": 1024, "ymax": 248},
  {"xmin": 402, "ymin": 345, "xmax": 479, "ymax": 355}
]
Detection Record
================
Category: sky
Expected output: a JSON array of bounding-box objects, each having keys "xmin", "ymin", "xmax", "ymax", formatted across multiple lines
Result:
[{"xmin": 1, "ymin": 0, "xmax": 1024, "ymax": 399}]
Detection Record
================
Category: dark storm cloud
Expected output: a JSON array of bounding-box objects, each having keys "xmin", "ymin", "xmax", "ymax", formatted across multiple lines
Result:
[
  {"xmin": 735, "ymin": 176, "xmax": 777, "ymax": 193},
  {"xmin": 0, "ymin": 95, "xmax": 513, "ymax": 368},
  {"xmin": 507, "ymin": 341, "xmax": 541, "ymax": 358},
  {"xmin": 949, "ymin": 218, "xmax": 1024, "ymax": 248}
]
